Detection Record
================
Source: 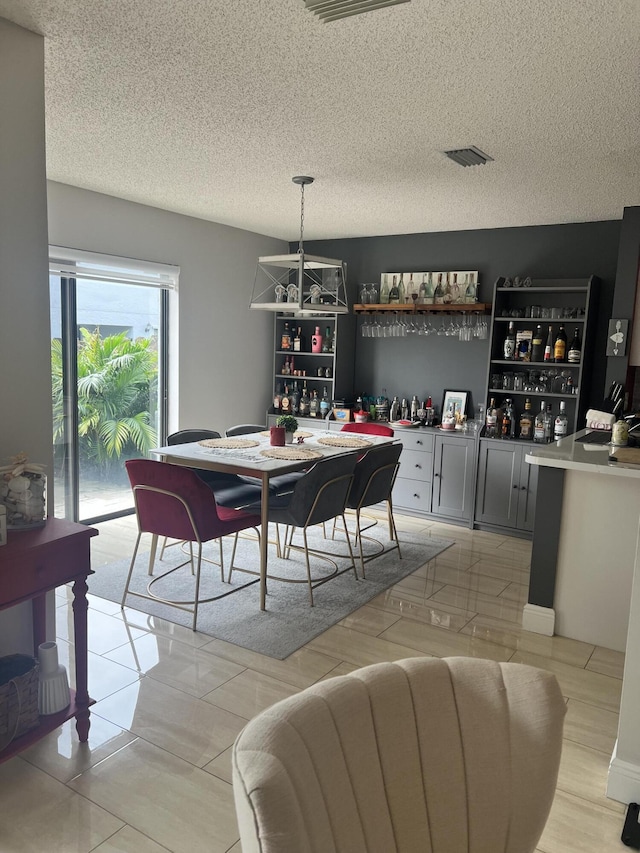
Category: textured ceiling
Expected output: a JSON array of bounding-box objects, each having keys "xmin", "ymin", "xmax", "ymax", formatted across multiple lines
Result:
[{"xmin": 1, "ymin": 0, "xmax": 639, "ymax": 240}]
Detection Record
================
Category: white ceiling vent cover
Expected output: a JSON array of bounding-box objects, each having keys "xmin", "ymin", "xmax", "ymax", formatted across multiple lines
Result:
[
  {"xmin": 444, "ymin": 146, "xmax": 494, "ymax": 167},
  {"xmin": 303, "ymin": 0, "xmax": 411, "ymax": 23}
]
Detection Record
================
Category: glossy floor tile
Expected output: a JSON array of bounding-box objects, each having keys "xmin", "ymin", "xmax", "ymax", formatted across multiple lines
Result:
[{"xmin": 1, "ymin": 512, "xmax": 629, "ymax": 852}]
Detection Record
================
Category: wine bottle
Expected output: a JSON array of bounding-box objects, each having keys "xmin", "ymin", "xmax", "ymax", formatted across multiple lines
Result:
[
  {"xmin": 503, "ymin": 321, "xmax": 516, "ymax": 360},
  {"xmin": 534, "ymin": 401, "xmax": 546, "ymax": 443},
  {"xmin": 554, "ymin": 400, "xmax": 568, "ymax": 440},
  {"xmin": 530, "ymin": 325, "xmax": 544, "ymax": 362},
  {"xmin": 554, "ymin": 324, "xmax": 567, "ymax": 363},
  {"xmin": 568, "ymin": 327, "xmax": 581, "ymax": 363},
  {"xmin": 380, "ymin": 276, "xmax": 390, "ymax": 304},
  {"xmin": 518, "ymin": 398, "xmax": 533, "ymax": 440},
  {"xmin": 543, "ymin": 325, "xmax": 554, "ymax": 362},
  {"xmin": 418, "ymin": 275, "xmax": 428, "ymax": 304},
  {"xmin": 442, "ymin": 272, "xmax": 453, "ymax": 304},
  {"xmin": 388, "ymin": 275, "xmax": 400, "ymax": 305},
  {"xmin": 464, "ymin": 273, "xmax": 477, "ymax": 304},
  {"xmin": 424, "ymin": 273, "xmax": 435, "ymax": 304}
]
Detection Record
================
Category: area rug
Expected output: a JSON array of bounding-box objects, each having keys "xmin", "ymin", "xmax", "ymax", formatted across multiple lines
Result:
[{"xmin": 89, "ymin": 527, "xmax": 453, "ymax": 659}]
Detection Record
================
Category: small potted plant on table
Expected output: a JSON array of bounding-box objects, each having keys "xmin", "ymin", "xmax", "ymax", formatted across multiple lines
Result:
[{"xmin": 276, "ymin": 414, "xmax": 298, "ymax": 444}]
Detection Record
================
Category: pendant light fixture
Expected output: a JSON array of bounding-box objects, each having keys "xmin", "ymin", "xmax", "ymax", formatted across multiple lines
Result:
[{"xmin": 249, "ymin": 176, "xmax": 348, "ymax": 314}]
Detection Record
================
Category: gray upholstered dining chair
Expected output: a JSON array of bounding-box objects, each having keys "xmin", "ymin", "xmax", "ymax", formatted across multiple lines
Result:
[
  {"xmin": 229, "ymin": 453, "xmax": 359, "ymax": 605},
  {"xmin": 225, "ymin": 423, "xmax": 266, "ymax": 437},
  {"xmin": 232, "ymin": 656, "xmax": 566, "ymax": 853}
]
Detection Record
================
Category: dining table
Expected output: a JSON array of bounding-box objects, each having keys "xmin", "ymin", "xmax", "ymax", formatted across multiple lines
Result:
[{"xmin": 151, "ymin": 427, "xmax": 398, "ymax": 611}]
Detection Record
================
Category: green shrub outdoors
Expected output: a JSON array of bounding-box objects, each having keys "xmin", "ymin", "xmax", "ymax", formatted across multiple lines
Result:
[{"xmin": 52, "ymin": 329, "xmax": 158, "ymax": 474}]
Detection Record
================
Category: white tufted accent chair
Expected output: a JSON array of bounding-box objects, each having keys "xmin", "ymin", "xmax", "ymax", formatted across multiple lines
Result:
[{"xmin": 232, "ymin": 656, "xmax": 566, "ymax": 853}]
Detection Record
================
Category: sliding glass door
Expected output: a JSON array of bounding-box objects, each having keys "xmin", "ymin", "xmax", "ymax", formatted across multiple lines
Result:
[{"xmin": 50, "ymin": 252, "xmax": 174, "ymax": 523}]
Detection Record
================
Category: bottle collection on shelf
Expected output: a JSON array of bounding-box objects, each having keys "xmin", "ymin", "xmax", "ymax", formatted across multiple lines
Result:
[
  {"xmin": 501, "ymin": 322, "xmax": 582, "ymax": 364},
  {"xmin": 279, "ymin": 322, "xmax": 334, "ymax": 354},
  {"xmin": 485, "ymin": 397, "xmax": 569, "ymax": 443},
  {"xmin": 273, "ymin": 384, "xmax": 332, "ymax": 419},
  {"xmin": 378, "ymin": 271, "xmax": 479, "ymax": 305}
]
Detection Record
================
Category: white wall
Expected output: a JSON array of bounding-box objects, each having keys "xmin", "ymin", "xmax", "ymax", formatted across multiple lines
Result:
[
  {"xmin": 47, "ymin": 182, "xmax": 286, "ymax": 436},
  {"xmin": 0, "ymin": 19, "xmax": 52, "ymax": 653}
]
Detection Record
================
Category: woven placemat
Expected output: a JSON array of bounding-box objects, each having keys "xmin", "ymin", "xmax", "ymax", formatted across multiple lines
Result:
[
  {"xmin": 198, "ymin": 438, "xmax": 260, "ymax": 449},
  {"xmin": 316, "ymin": 435, "xmax": 372, "ymax": 448},
  {"xmin": 260, "ymin": 447, "xmax": 322, "ymax": 461}
]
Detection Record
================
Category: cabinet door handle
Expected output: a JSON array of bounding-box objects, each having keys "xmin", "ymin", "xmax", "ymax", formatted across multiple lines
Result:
[
  {"xmin": 414, "ymin": 463, "xmax": 422, "ymax": 469},
  {"xmin": 416, "ymin": 440, "xmax": 423, "ymax": 445},
  {"xmin": 434, "ymin": 472, "xmax": 440, "ymax": 478},
  {"xmin": 413, "ymin": 493, "xmax": 420, "ymax": 498},
  {"xmin": 521, "ymin": 485, "xmax": 527, "ymax": 491},
  {"xmin": 513, "ymin": 484, "xmax": 518, "ymax": 489}
]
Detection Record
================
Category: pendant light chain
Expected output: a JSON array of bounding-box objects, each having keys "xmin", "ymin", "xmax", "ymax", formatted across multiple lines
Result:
[{"xmin": 298, "ymin": 181, "xmax": 305, "ymax": 254}]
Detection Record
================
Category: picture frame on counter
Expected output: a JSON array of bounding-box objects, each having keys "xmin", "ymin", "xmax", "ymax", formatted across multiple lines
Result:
[{"xmin": 442, "ymin": 389, "xmax": 469, "ymax": 418}]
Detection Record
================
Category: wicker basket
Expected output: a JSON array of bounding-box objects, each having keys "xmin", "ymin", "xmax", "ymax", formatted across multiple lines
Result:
[{"xmin": 0, "ymin": 654, "xmax": 39, "ymax": 751}]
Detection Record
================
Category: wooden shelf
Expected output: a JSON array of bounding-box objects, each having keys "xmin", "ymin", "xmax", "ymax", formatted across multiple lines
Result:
[{"xmin": 353, "ymin": 302, "xmax": 491, "ymax": 314}]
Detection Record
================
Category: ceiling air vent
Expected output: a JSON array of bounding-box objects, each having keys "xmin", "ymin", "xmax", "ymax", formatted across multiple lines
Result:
[
  {"xmin": 303, "ymin": 0, "xmax": 411, "ymax": 23},
  {"xmin": 444, "ymin": 146, "xmax": 494, "ymax": 167}
]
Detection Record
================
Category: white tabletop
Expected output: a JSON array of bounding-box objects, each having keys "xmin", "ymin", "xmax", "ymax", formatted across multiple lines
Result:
[{"xmin": 525, "ymin": 428, "xmax": 640, "ymax": 479}]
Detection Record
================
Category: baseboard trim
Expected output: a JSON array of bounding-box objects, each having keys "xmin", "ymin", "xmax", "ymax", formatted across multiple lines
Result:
[
  {"xmin": 522, "ymin": 603, "xmax": 555, "ymax": 636},
  {"xmin": 607, "ymin": 743, "xmax": 640, "ymax": 804}
]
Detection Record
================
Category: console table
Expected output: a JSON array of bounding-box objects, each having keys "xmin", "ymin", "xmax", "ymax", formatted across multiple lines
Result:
[{"xmin": 0, "ymin": 517, "xmax": 98, "ymax": 762}]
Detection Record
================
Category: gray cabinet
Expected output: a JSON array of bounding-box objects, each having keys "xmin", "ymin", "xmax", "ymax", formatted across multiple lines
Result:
[
  {"xmin": 475, "ymin": 439, "xmax": 538, "ymax": 531},
  {"xmin": 432, "ymin": 434, "xmax": 475, "ymax": 521},
  {"xmin": 392, "ymin": 430, "xmax": 434, "ymax": 515}
]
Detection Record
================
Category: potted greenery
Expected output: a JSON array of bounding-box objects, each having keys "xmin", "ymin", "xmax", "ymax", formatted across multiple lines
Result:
[{"xmin": 276, "ymin": 414, "xmax": 298, "ymax": 444}]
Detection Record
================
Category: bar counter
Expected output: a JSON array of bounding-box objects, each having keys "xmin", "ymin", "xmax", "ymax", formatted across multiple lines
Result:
[{"xmin": 523, "ymin": 429, "xmax": 640, "ymax": 805}]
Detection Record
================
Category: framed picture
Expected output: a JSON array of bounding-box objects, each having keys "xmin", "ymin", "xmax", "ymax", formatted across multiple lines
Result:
[{"xmin": 442, "ymin": 390, "xmax": 469, "ymax": 417}]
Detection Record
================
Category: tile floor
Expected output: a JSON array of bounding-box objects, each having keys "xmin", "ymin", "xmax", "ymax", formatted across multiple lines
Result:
[{"xmin": 0, "ymin": 511, "xmax": 629, "ymax": 852}]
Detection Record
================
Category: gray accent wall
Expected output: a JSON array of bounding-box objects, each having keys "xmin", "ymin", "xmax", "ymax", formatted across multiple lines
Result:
[
  {"xmin": 47, "ymin": 183, "xmax": 287, "ymax": 436},
  {"xmin": 0, "ymin": 19, "xmax": 51, "ymax": 653},
  {"xmin": 303, "ymin": 220, "xmax": 621, "ymax": 414}
]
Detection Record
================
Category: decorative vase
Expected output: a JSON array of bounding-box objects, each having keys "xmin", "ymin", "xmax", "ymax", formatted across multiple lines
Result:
[
  {"xmin": 284, "ymin": 431, "xmax": 294, "ymax": 445},
  {"xmin": 37, "ymin": 642, "xmax": 70, "ymax": 715}
]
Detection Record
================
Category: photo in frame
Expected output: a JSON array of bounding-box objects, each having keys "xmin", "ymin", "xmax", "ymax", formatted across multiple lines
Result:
[{"xmin": 442, "ymin": 390, "xmax": 469, "ymax": 418}]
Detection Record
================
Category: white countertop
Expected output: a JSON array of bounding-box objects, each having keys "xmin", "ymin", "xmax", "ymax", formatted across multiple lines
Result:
[{"xmin": 525, "ymin": 429, "xmax": 640, "ymax": 478}]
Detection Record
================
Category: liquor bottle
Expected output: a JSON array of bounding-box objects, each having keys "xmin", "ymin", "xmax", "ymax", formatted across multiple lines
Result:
[
  {"xmin": 388, "ymin": 275, "xmax": 400, "ymax": 305},
  {"xmin": 397, "ymin": 273, "xmax": 406, "ymax": 304},
  {"xmin": 309, "ymin": 390, "xmax": 319, "ymax": 417},
  {"xmin": 281, "ymin": 322, "xmax": 292, "ymax": 351},
  {"xmin": 293, "ymin": 326, "xmax": 305, "ymax": 352},
  {"xmin": 322, "ymin": 326, "xmax": 331, "ymax": 353},
  {"xmin": 410, "ymin": 395, "xmax": 420, "ymax": 421},
  {"xmin": 553, "ymin": 324, "xmax": 567, "ymax": 363},
  {"xmin": 530, "ymin": 325, "xmax": 544, "ymax": 362},
  {"xmin": 380, "ymin": 276, "xmax": 390, "ymax": 304},
  {"xmin": 320, "ymin": 387, "xmax": 330, "ymax": 419},
  {"xmin": 501, "ymin": 398, "xmax": 515, "ymax": 438},
  {"xmin": 567, "ymin": 327, "xmax": 582, "ymax": 364},
  {"xmin": 273, "ymin": 384, "xmax": 282, "ymax": 414},
  {"xmin": 544, "ymin": 403, "xmax": 553, "ymax": 443},
  {"xmin": 299, "ymin": 383, "xmax": 310, "ymax": 417},
  {"xmin": 291, "ymin": 381, "xmax": 300, "ymax": 416},
  {"xmin": 534, "ymin": 401, "xmax": 546, "ymax": 443},
  {"xmin": 281, "ymin": 385, "xmax": 291, "ymax": 413},
  {"xmin": 554, "ymin": 400, "xmax": 568, "ymax": 440},
  {"xmin": 408, "ymin": 273, "xmax": 417, "ymax": 300},
  {"xmin": 518, "ymin": 398, "xmax": 533, "ymax": 440},
  {"xmin": 434, "ymin": 273, "xmax": 444, "ymax": 305},
  {"xmin": 503, "ymin": 321, "xmax": 516, "ymax": 360},
  {"xmin": 543, "ymin": 325, "xmax": 554, "ymax": 362},
  {"xmin": 311, "ymin": 326, "xmax": 323, "ymax": 353},
  {"xmin": 282, "ymin": 356, "xmax": 290, "ymax": 375},
  {"xmin": 485, "ymin": 398, "xmax": 498, "ymax": 438}
]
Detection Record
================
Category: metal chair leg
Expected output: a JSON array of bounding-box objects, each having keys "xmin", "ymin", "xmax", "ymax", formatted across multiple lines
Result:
[
  {"xmin": 122, "ymin": 532, "xmax": 143, "ymax": 606},
  {"xmin": 302, "ymin": 527, "xmax": 314, "ymax": 606},
  {"xmin": 192, "ymin": 543, "xmax": 204, "ymax": 631},
  {"xmin": 147, "ymin": 534, "xmax": 159, "ymax": 576}
]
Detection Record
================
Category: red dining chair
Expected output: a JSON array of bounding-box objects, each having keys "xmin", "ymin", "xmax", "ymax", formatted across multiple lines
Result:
[
  {"xmin": 341, "ymin": 421, "xmax": 395, "ymax": 437},
  {"xmin": 123, "ymin": 459, "xmax": 261, "ymax": 631}
]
